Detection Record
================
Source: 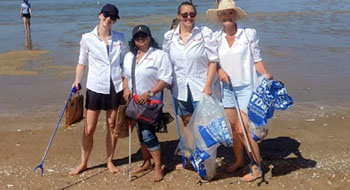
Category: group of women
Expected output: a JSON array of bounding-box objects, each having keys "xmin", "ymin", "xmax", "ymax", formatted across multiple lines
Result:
[{"xmin": 69, "ymin": 0, "xmax": 273, "ymax": 183}]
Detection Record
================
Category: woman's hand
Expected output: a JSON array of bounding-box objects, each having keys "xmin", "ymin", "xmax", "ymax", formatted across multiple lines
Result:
[
  {"xmin": 123, "ymin": 88, "xmax": 132, "ymax": 102},
  {"xmin": 137, "ymin": 92, "xmax": 150, "ymax": 105},
  {"xmin": 71, "ymin": 81, "xmax": 81, "ymax": 92},
  {"xmin": 202, "ymin": 85, "xmax": 212, "ymax": 95},
  {"xmin": 218, "ymin": 68, "xmax": 230, "ymax": 84},
  {"xmin": 265, "ymin": 73, "xmax": 274, "ymax": 80}
]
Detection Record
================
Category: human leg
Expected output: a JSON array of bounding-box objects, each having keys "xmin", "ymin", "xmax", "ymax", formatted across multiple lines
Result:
[
  {"xmin": 137, "ymin": 123, "xmax": 163, "ymax": 181},
  {"xmin": 225, "ymin": 108, "xmax": 244, "ymax": 173},
  {"xmin": 69, "ymin": 109, "xmax": 100, "ymax": 175},
  {"xmin": 105, "ymin": 109, "xmax": 119, "ymax": 173},
  {"xmin": 236, "ymin": 111, "xmax": 262, "ymax": 181},
  {"xmin": 132, "ymin": 144, "xmax": 152, "ymax": 173}
]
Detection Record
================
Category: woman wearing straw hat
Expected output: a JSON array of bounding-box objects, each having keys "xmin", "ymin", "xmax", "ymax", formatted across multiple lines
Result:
[
  {"xmin": 163, "ymin": 1, "xmax": 219, "ymax": 170},
  {"xmin": 207, "ymin": 0, "xmax": 273, "ymax": 182}
]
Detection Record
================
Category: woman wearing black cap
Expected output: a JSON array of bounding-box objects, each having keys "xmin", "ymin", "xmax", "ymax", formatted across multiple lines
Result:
[
  {"xmin": 69, "ymin": 4, "xmax": 127, "ymax": 176},
  {"xmin": 122, "ymin": 25, "xmax": 173, "ymax": 182}
]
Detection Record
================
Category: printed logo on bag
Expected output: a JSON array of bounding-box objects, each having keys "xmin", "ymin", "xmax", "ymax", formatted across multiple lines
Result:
[{"xmin": 137, "ymin": 114, "xmax": 152, "ymax": 122}]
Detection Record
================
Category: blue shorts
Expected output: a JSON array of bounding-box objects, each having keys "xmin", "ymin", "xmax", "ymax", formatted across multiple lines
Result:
[
  {"xmin": 136, "ymin": 123, "xmax": 160, "ymax": 151},
  {"xmin": 174, "ymin": 86, "xmax": 198, "ymax": 116},
  {"xmin": 221, "ymin": 83, "xmax": 252, "ymax": 110}
]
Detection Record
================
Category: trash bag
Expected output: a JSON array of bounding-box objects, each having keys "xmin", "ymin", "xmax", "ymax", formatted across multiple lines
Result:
[
  {"xmin": 182, "ymin": 94, "xmax": 233, "ymax": 180},
  {"xmin": 248, "ymin": 75, "xmax": 293, "ymax": 141}
]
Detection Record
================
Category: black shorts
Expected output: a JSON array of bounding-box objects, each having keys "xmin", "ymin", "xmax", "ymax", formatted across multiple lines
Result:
[
  {"xmin": 85, "ymin": 83, "xmax": 124, "ymax": 111},
  {"xmin": 23, "ymin": 13, "xmax": 31, "ymax": 18}
]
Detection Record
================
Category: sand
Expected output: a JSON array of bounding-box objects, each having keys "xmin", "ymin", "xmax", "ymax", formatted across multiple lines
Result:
[{"xmin": 1, "ymin": 51, "xmax": 350, "ymax": 189}]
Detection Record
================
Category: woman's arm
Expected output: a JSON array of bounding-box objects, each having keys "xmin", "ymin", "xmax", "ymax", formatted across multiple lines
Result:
[
  {"xmin": 255, "ymin": 61, "xmax": 273, "ymax": 80},
  {"xmin": 203, "ymin": 62, "xmax": 217, "ymax": 95},
  {"xmin": 122, "ymin": 77, "xmax": 132, "ymax": 102},
  {"xmin": 137, "ymin": 80, "xmax": 167, "ymax": 104},
  {"xmin": 72, "ymin": 64, "xmax": 85, "ymax": 91}
]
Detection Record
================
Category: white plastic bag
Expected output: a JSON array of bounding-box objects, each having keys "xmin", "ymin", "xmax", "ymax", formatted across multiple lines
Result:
[{"xmin": 182, "ymin": 94, "xmax": 232, "ymax": 180}]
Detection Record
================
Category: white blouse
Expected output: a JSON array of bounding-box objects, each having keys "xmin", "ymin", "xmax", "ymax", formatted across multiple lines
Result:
[
  {"xmin": 163, "ymin": 24, "xmax": 219, "ymax": 102},
  {"xmin": 215, "ymin": 27, "xmax": 262, "ymax": 87},
  {"xmin": 123, "ymin": 47, "xmax": 173, "ymax": 101},
  {"xmin": 79, "ymin": 27, "xmax": 127, "ymax": 94}
]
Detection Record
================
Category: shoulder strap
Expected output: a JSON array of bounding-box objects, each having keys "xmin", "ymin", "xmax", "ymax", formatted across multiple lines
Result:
[{"xmin": 131, "ymin": 55, "xmax": 137, "ymax": 95}]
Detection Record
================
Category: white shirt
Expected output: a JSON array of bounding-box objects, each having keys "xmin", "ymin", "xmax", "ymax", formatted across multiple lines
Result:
[
  {"xmin": 215, "ymin": 27, "xmax": 262, "ymax": 87},
  {"xmin": 163, "ymin": 25, "xmax": 219, "ymax": 101},
  {"xmin": 79, "ymin": 27, "xmax": 127, "ymax": 94},
  {"xmin": 123, "ymin": 47, "xmax": 173, "ymax": 101},
  {"xmin": 21, "ymin": 3, "xmax": 31, "ymax": 14}
]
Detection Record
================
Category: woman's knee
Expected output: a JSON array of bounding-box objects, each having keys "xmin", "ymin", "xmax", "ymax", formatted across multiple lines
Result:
[{"xmin": 141, "ymin": 130, "xmax": 160, "ymax": 150}]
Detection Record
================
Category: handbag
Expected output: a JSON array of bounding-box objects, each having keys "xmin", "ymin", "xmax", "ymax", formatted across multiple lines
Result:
[
  {"xmin": 114, "ymin": 104, "xmax": 136, "ymax": 138},
  {"xmin": 125, "ymin": 55, "xmax": 163, "ymax": 126},
  {"xmin": 65, "ymin": 93, "xmax": 84, "ymax": 129}
]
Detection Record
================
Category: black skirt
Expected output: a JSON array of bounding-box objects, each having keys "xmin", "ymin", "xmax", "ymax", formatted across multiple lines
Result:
[{"xmin": 85, "ymin": 81, "xmax": 123, "ymax": 110}]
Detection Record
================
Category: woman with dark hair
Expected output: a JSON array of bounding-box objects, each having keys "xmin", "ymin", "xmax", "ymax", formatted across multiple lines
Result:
[
  {"xmin": 122, "ymin": 25, "xmax": 173, "ymax": 182},
  {"xmin": 162, "ymin": 1, "xmax": 219, "ymax": 170},
  {"xmin": 69, "ymin": 4, "xmax": 127, "ymax": 176},
  {"xmin": 19, "ymin": 0, "xmax": 32, "ymax": 31}
]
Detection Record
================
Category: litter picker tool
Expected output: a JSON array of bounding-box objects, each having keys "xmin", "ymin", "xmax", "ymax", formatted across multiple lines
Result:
[
  {"xmin": 169, "ymin": 89, "xmax": 187, "ymax": 167},
  {"xmin": 228, "ymin": 82, "xmax": 259, "ymax": 167},
  {"xmin": 34, "ymin": 84, "xmax": 81, "ymax": 176}
]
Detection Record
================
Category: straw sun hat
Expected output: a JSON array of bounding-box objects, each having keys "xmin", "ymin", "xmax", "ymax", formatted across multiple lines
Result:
[{"xmin": 206, "ymin": 0, "xmax": 247, "ymax": 22}]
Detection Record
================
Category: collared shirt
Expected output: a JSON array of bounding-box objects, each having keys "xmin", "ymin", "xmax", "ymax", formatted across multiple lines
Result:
[
  {"xmin": 21, "ymin": 3, "xmax": 31, "ymax": 14},
  {"xmin": 215, "ymin": 27, "xmax": 262, "ymax": 87},
  {"xmin": 162, "ymin": 24, "xmax": 219, "ymax": 101},
  {"xmin": 123, "ymin": 47, "xmax": 173, "ymax": 101},
  {"xmin": 79, "ymin": 26, "xmax": 127, "ymax": 94}
]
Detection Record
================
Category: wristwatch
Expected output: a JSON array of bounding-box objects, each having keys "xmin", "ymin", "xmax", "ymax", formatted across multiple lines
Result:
[{"xmin": 148, "ymin": 90, "xmax": 154, "ymax": 97}]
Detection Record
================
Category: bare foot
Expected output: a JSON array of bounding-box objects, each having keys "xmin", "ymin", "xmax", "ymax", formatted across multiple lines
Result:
[
  {"xmin": 107, "ymin": 162, "xmax": 120, "ymax": 174},
  {"xmin": 175, "ymin": 159, "xmax": 191, "ymax": 170},
  {"xmin": 242, "ymin": 165, "xmax": 262, "ymax": 182},
  {"xmin": 69, "ymin": 164, "xmax": 87, "ymax": 176},
  {"xmin": 152, "ymin": 167, "xmax": 163, "ymax": 182},
  {"xmin": 226, "ymin": 162, "xmax": 243, "ymax": 173},
  {"xmin": 132, "ymin": 161, "xmax": 152, "ymax": 174}
]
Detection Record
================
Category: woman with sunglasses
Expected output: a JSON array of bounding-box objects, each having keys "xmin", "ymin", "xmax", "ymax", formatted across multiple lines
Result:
[
  {"xmin": 207, "ymin": 0, "xmax": 273, "ymax": 182},
  {"xmin": 69, "ymin": 4, "xmax": 127, "ymax": 176},
  {"xmin": 162, "ymin": 1, "xmax": 219, "ymax": 170},
  {"xmin": 123, "ymin": 25, "xmax": 172, "ymax": 182}
]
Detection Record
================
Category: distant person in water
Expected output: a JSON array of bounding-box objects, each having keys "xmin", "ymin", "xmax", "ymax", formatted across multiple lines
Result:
[{"xmin": 20, "ymin": 0, "xmax": 32, "ymax": 31}]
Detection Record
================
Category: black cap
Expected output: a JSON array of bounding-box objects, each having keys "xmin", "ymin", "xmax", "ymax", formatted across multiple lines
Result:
[
  {"xmin": 132, "ymin": 25, "xmax": 152, "ymax": 38},
  {"xmin": 100, "ymin": 4, "xmax": 120, "ymax": 20}
]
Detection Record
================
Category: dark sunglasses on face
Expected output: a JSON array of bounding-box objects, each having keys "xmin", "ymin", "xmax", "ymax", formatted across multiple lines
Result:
[
  {"xmin": 102, "ymin": 11, "xmax": 117, "ymax": 21},
  {"xmin": 180, "ymin": 12, "xmax": 196, "ymax": 18},
  {"xmin": 134, "ymin": 33, "xmax": 148, "ymax": 41}
]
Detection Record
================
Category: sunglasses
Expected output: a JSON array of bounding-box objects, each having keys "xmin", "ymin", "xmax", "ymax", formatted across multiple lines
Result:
[
  {"xmin": 102, "ymin": 11, "xmax": 117, "ymax": 21},
  {"xmin": 180, "ymin": 12, "xmax": 196, "ymax": 18},
  {"xmin": 134, "ymin": 33, "xmax": 149, "ymax": 41}
]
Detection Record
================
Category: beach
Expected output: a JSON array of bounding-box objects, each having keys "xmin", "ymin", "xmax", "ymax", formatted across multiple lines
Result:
[{"xmin": 1, "ymin": 0, "xmax": 350, "ymax": 189}]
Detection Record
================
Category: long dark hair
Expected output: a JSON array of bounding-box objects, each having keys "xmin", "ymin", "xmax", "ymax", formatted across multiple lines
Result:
[{"xmin": 128, "ymin": 37, "xmax": 160, "ymax": 55}]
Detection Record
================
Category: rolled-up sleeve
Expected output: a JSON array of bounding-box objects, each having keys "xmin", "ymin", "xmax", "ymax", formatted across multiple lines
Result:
[
  {"xmin": 158, "ymin": 52, "xmax": 173, "ymax": 85},
  {"xmin": 78, "ymin": 35, "xmax": 89, "ymax": 66},
  {"xmin": 202, "ymin": 26, "xmax": 219, "ymax": 63},
  {"xmin": 249, "ymin": 29, "xmax": 263, "ymax": 62},
  {"xmin": 122, "ymin": 52, "xmax": 133, "ymax": 79}
]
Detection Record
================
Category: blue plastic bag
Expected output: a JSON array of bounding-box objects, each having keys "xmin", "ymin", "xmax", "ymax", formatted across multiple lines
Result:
[{"xmin": 248, "ymin": 76, "xmax": 293, "ymax": 141}]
